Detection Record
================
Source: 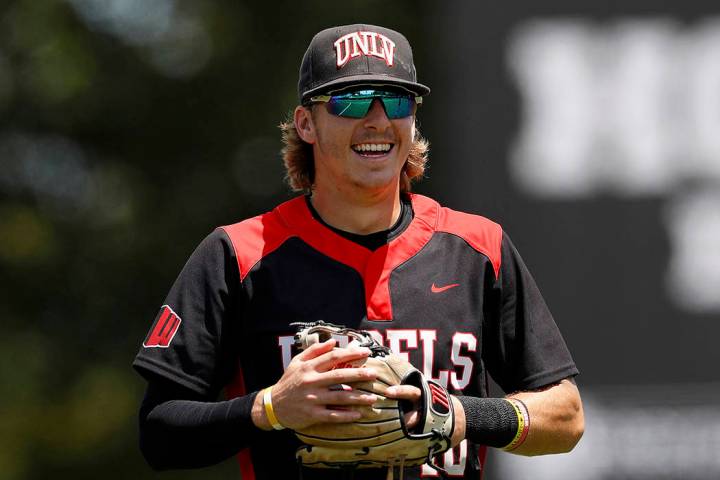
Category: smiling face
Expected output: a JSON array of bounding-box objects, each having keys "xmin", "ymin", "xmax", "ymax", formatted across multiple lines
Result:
[{"xmin": 294, "ymin": 94, "xmax": 416, "ymax": 199}]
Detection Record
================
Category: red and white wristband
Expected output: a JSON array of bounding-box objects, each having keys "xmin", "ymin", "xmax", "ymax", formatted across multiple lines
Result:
[{"xmin": 503, "ymin": 398, "xmax": 530, "ymax": 451}]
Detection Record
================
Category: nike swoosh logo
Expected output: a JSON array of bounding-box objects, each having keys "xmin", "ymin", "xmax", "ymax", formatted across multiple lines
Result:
[{"xmin": 431, "ymin": 283, "xmax": 460, "ymax": 293}]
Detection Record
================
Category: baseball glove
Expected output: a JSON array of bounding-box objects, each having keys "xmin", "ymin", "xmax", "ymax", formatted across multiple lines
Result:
[{"xmin": 290, "ymin": 321, "xmax": 455, "ymax": 478}]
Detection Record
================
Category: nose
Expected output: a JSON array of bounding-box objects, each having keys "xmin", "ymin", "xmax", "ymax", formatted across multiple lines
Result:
[{"xmin": 363, "ymin": 99, "xmax": 391, "ymax": 130}]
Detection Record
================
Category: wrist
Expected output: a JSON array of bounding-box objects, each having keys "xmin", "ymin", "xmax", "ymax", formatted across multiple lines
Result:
[
  {"xmin": 261, "ymin": 386, "xmax": 286, "ymax": 430},
  {"xmin": 450, "ymin": 395, "xmax": 466, "ymax": 447},
  {"xmin": 456, "ymin": 396, "xmax": 519, "ymax": 448},
  {"xmin": 502, "ymin": 398, "xmax": 530, "ymax": 451},
  {"xmin": 251, "ymin": 390, "xmax": 273, "ymax": 431}
]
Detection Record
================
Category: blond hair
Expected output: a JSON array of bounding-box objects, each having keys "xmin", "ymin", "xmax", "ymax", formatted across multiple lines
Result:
[{"xmin": 280, "ymin": 112, "xmax": 429, "ymax": 193}]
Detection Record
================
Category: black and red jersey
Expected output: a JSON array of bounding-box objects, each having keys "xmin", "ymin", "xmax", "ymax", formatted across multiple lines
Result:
[{"xmin": 134, "ymin": 194, "xmax": 578, "ymax": 479}]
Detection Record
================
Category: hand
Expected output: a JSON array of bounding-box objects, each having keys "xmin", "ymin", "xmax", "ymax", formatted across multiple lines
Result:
[
  {"xmin": 386, "ymin": 386, "xmax": 466, "ymax": 447},
  {"xmin": 385, "ymin": 384, "xmax": 421, "ymax": 429},
  {"xmin": 252, "ymin": 339, "xmax": 379, "ymax": 431}
]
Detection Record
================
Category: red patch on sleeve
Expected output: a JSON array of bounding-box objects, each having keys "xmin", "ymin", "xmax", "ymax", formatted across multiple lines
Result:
[{"xmin": 143, "ymin": 305, "xmax": 182, "ymax": 348}]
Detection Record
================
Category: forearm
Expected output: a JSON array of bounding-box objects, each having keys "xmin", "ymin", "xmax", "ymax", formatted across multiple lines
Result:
[
  {"xmin": 506, "ymin": 379, "xmax": 584, "ymax": 456},
  {"xmin": 455, "ymin": 396, "xmax": 519, "ymax": 447},
  {"xmin": 139, "ymin": 383, "xmax": 260, "ymax": 470},
  {"xmin": 456, "ymin": 379, "xmax": 583, "ymax": 455}
]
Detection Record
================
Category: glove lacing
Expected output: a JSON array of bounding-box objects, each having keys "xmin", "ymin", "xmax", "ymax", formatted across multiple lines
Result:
[
  {"xmin": 291, "ymin": 321, "xmax": 392, "ymax": 356},
  {"xmin": 385, "ymin": 454, "xmax": 407, "ymax": 480}
]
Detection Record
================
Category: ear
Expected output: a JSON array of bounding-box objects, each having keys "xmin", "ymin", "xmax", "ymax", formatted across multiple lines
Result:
[{"xmin": 294, "ymin": 105, "xmax": 317, "ymax": 144}]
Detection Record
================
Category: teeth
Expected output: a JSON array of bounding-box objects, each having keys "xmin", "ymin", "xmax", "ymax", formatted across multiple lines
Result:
[{"xmin": 353, "ymin": 143, "xmax": 392, "ymax": 153}]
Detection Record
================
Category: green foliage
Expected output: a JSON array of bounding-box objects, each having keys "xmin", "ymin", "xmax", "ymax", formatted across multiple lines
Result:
[{"xmin": 0, "ymin": 1, "xmax": 429, "ymax": 478}]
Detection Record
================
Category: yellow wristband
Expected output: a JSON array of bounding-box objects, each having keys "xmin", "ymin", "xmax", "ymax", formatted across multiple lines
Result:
[
  {"xmin": 503, "ymin": 398, "xmax": 530, "ymax": 451},
  {"xmin": 263, "ymin": 387, "xmax": 285, "ymax": 430}
]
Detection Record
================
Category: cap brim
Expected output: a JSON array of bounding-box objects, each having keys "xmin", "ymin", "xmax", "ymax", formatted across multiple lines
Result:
[{"xmin": 301, "ymin": 75, "xmax": 430, "ymax": 103}]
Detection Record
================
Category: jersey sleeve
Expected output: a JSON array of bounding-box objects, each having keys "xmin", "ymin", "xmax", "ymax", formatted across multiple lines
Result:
[
  {"xmin": 482, "ymin": 233, "xmax": 578, "ymax": 393},
  {"xmin": 133, "ymin": 228, "xmax": 242, "ymax": 396}
]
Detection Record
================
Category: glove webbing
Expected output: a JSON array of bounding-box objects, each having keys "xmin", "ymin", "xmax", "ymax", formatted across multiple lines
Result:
[{"xmin": 290, "ymin": 321, "xmax": 392, "ymax": 356}]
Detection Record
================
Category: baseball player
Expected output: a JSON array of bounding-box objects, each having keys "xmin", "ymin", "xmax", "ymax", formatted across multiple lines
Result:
[{"xmin": 134, "ymin": 24, "xmax": 584, "ymax": 479}]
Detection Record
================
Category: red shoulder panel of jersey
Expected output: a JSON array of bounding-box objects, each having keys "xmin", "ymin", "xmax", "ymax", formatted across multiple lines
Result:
[
  {"xmin": 275, "ymin": 195, "xmax": 373, "ymax": 273},
  {"xmin": 432, "ymin": 199, "xmax": 503, "ymax": 279},
  {"xmin": 219, "ymin": 200, "xmax": 297, "ymax": 281}
]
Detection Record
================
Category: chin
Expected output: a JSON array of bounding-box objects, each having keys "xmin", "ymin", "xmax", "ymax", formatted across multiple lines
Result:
[{"xmin": 350, "ymin": 173, "xmax": 401, "ymax": 192}]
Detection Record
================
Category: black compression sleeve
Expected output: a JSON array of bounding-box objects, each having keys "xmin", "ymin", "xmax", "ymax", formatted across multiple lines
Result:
[
  {"xmin": 456, "ymin": 396, "xmax": 518, "ymax": 448},
  {"xmin": 139, "ymin": 379, "xmax": 258, "ymax": 470}
]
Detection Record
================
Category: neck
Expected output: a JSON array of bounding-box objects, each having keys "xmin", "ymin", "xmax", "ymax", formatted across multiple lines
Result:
[{"xmin": 310, "ymin": 187, "xmax": 402, "ymax": 235}]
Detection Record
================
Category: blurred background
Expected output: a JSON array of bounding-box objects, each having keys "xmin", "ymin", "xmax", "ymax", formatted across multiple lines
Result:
[{"xmin": 1, "ymin": 1, "xmax": 718, "ymax": 479}]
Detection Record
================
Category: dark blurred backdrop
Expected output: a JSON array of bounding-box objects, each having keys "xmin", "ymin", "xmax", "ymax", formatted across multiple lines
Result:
[{"xmin": 1, "ymin": 1, "xmax": 718, "ymax": 479}]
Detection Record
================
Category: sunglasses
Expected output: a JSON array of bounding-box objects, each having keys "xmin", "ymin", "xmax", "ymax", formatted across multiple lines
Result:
[{"xmin": 308, "ymin": 89, "xmax": 422, "ymax": 119}]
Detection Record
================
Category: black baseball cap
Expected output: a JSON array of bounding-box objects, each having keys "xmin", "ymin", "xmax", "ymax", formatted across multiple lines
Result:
[{"xmin": 298, "ymin": 24, "xmax": 430, "ymax": 103}]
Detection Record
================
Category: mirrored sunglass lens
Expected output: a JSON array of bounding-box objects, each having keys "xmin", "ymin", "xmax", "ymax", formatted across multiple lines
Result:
[
  {"xmin": 326, "ymin": 91, "xmax": 416, "ymax": 118},
  {"xmin": 327, "ymin": 97, "xmax": 372, "ymax": 118},
  {"xmin": 380, "ymin": 96, "xmax": 414, "ymax": 119}
]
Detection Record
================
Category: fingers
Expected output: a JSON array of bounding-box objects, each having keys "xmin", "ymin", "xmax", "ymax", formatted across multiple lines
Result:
[
  {"xmin": 403, "ymin": 410, "xmax": 420, "ymax": 429},
  {"xmin": 294, "ymin": 338, "xmax": 336, "ymax": 360},
  {"xmin": 314, "ymin": 367, "xmax": 376, "ymax": 387},
  {"xmin": 309, "ymin": 345, "xmax": 372, "ymax": 372},
  {"xmin": 321, "ymin": 390, "xmax": 378, "ymax": 405},
  {"xmin": 311, "ymin": 405, "xmax": 363, "ymax": 423},
  {"xmin": 385, "ymin": 385, "xmax": 422, "ymax": 400},
  {"xmin": 389, "ymin": 385, "xmax": 422, "ymax": 429},
  {"xmin": 298, "ymin": 344, "xmax": 378, "ymax": 386},
  {"xmin": 294, "ymin": 340, "xmax": 374, "ymax": 380}
]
